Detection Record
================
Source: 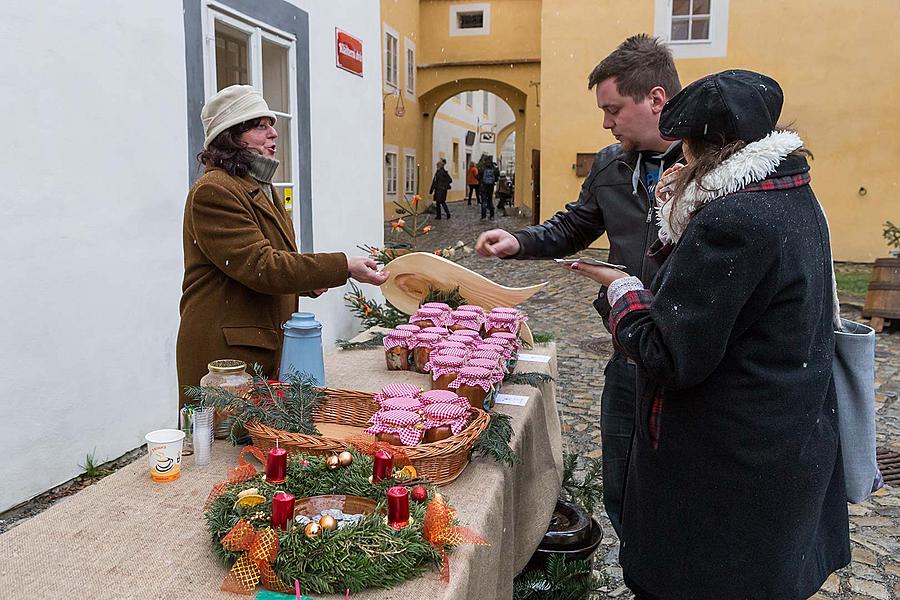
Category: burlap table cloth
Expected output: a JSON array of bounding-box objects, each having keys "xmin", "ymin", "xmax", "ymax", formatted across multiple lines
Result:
[{"xmin": 0, "ymin": 344, "xmax": 562, "ymax": 599}]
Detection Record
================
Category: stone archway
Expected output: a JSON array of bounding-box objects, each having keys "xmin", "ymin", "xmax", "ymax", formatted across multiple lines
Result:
[{"xmin": 417, "ymin": 74, "xmax": 538, "ymax": 214}]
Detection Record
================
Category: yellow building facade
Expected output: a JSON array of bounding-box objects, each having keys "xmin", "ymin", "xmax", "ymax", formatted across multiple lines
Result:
[{"xmin": 384, "ymin": 1, "xmax": 899, "ymax": 260}]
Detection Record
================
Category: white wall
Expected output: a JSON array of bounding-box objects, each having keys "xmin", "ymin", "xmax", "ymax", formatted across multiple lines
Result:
[
  {"xmin": 0, "ymin": 1, "xmax": 188, "ymax": 511},
  {"xmin": 290, "ymin": 0, "xmax": 385, "ymax": 351},
  {"xmin": 0, "ymin": 0, "xmax": 383, "ymax": 511}
]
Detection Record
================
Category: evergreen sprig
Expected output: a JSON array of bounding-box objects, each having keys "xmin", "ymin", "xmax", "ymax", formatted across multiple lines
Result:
[
  {"xmin": 560, "ymin": 451, "xmax": 604, "ymax": 515},
  {"xmin": 473, "ymin": 411, "xmax": 520, "ymax": 466},
  {"xmin": 422, "ymin": 285, "xmax": 467, "ymax": 309},
  {"xmin": 531, "ymin": 331, "xmax": 556, "ymax": 344},
  {"xmin": 206, "ymin": 451, "xmax": 444, "ymax": 594},
  {"xmin": 184, "ymin": 366, "xmax": 324, "ymax": 443},
  {"xmin": 336, "ymin": 333, "xmax": 386, "ymax": 351},
  {"xmin": 884, "ymin": 221, "xmax": 900, "ymax": 249},
  {"xmin": 513, "ymin": 555, "xmax": 605, "ymax": 600},
  {"xmin": 343, "ymin": 281, "xmax": 408, "ymax": 330},
  {"xmin": 504, "ymin": 371, "xmax": 555, "ymax": 388}
]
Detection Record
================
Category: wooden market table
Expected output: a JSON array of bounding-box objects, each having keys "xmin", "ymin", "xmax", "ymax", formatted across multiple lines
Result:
[{"xmin": 0, "ymin": 344, "xmax": 563, "ymax": 600}]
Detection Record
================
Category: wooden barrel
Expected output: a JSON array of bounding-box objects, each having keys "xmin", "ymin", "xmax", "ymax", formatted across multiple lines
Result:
[{"xmin": 861, "ymin": 257, "xmax": 900, "ymax": 323}]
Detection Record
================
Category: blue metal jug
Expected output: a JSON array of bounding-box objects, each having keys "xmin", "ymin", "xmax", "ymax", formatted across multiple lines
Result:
[{"xmin": 279, "ymin": 312, "xmax": 325, "ymax": 386}]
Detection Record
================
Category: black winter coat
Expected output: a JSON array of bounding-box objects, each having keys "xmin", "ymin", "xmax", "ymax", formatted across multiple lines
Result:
[
  {"xmin": 511, "ymin": 143, "xmax": 682, "ymax": 321},
  {"xmin": 611, "ymin": 155, "xmax": 850, "ymax": 599},
  {"xmin": 429, "ymin": 167, "xmax": 452, "ymax": 193}
]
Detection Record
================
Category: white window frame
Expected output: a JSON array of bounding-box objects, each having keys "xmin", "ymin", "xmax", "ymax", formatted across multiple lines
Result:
[
  {"xmin": 385, "ymin": 146, "xmax": 399, "ymax": 196},
  {"xmin": 482, "ymin": 91, "xmax": 489, "ymax": 116},
  {"xmin": 383, "ymin": 24, "xmax": 400, "ymax": 90},
  {"xmin": 449, "ymin": 3, "xmax": 491, "ymax": 37},
  {"xmin": 654, "ymin": 0, "xmax": 729, "ymax": 59},
  {"xmin": 404, "ymin": 38, "xmax": 416, "ymax": 99},
  {"xmin": 465, "ymin": 91, "xmax": 473, "ymax": 110},
  {"xmin": 403, "ymin": 151, "xmax": 417, "ymax": 195},
  {"xmin": 201, "ymin": 2, "xmax": 300, "ymax": 200}
]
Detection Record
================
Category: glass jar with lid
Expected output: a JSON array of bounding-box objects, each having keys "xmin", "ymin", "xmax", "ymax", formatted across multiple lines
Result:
[{"xmin": 199, "ymin": 359, "xmax": 253, "ymax": 440}]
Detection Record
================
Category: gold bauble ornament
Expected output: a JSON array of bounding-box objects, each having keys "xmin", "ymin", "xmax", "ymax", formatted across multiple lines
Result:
[
  {"xmin": 337, "ymin": 451, "xmax": 353, "ymax": 466},
  {"xmin": 326, "ymin": 455, "xmax": 340, "ymax": 470},
  {"xmin": 319, "ymin": 515, "xmax": 338, "ymax": 531},
  {"xmin": 304, "ymin": 522, "xmax": 321, "ymax": 538}
]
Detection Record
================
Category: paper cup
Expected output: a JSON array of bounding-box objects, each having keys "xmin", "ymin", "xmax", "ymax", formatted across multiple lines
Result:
[{"xmin": 145, "ymin": 429, "xmax": 186, "ymax": 482}]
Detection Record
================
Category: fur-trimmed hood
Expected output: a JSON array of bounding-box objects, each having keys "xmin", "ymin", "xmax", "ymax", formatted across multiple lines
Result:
[{"xmin": 658, "ymin": 130, "xmax": 804, "ymax": 244}]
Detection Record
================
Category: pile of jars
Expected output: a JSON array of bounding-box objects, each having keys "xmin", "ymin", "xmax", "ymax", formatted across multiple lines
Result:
[
  {"xmin": 381, "ymin": 304, "xmax": 527, "ymax": 411},
  {"xmin": 364, "ymin": 386, "xmax": 474, "ymax": 446}
]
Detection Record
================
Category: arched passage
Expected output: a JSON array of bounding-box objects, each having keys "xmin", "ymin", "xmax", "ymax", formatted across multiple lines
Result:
[{"xmin": 417, "ymin": 75, "xmax": 538, "ymax": 214}]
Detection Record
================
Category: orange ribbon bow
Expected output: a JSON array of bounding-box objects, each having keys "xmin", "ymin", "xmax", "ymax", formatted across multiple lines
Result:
[
  {"xmin": 204, "ymin": 446, "xmax": 268, "ymax": 510},
  {"xmin": 422, "ymin": 494, "xmax": 489, "ymax": 582},
  {"xmin": 220, "ymin": 519, "xmax": 292, "ymax": 595}
]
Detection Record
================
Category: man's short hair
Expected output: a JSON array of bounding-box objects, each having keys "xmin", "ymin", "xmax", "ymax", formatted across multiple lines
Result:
[{"xmin": 587, "ymin": 34, "xmax": 681, "ymax": 102}]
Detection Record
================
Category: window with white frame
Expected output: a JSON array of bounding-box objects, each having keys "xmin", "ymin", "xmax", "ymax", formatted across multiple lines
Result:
[
  {"xmin": 654, "ymin": 0, "xmax": 729, "ymax": 59},
  {"xmin": 482, "ymin": 91, "xmax": 489, "ymax": 115},
  {"xmin": 385, "ymin": 151, "xmax": 398, "ymax": 195},
  {"xmin": 384, "ymin": 28, "xmax": 399, "ymax": 88},
  {"xmin": 204, "ymin": 5, "xmax": 298, "ymax": 207},
  {"xmin": 450, "ymin": 3, "xmax": 491, "ymax": 37},
  {"xmin": 405, "ymin": 40, "xmax": 415, "ymax": 96},
  {"xmin": 466, "ymin": 91, "xmax": 473, "ymax": 109},
  {"xmin": 404, "ymin": 153, "xmax": 417, "ymax": 195}
]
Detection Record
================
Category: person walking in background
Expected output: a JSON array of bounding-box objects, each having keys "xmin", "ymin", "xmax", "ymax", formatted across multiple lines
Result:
[
  {"xmin": 478, "ymin": 157, "xmax": 498, "ymax": 220},
  {"xmin": 495, "ymin": 170, "xmax": 513, "ymax": 216},
  {"xmin": 466, "ymin": 161, "xmax": 480, "ymax": 205},
  {"xmin": 474, "ymin": 35, "xmax": 684, "ymax": 538},
  {"xmin": 429, "ymin": 158, "xmax": 452, "ymax": 220}
]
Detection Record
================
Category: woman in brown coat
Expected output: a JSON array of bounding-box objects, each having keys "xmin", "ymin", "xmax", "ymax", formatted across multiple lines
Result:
[{"xmin": 177, "ymin": 85, "xmax": 387, "ymax": 407}]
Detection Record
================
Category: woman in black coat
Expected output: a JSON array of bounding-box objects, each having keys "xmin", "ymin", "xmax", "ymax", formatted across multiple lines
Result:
[{"xmin": 567, "ymin": 70, "xmax": 850, "ymax": 600}]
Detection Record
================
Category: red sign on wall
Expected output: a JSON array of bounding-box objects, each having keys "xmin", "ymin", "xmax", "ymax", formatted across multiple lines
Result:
[{"xmin": 335, "ymin": 29, "xmax": 363, "ymax": 77}]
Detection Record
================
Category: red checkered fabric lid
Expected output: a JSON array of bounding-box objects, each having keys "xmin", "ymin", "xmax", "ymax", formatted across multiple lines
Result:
[
  {"xmin": 457, "ymin": 304, "xmax": 486, "ymax": 315},
  {"xmin": 432, "ymin": 347, "xmax": 468, "ymax": 359},
  {"xmin": 424, "ymin": 402, "xmax": 469, "ymax": 420},
  {"xmin": 381, "ymin": 397, "xmax": 424, "ymax": 412},
  {"xmin": 435, "ymin": 341, "xmax": 468, "ymax": 351},
  {"xmin": 467, "ymin": 358, "xmax": 502, "ymax": 371},
  {"xmin": 395, "ymin": 324, "xmax": 422, "ymax": 332},
  {"xmin": 475, "ymin": 342, "xmax": 505, "ymax": 354},
  {"xmin": 422, "ymin": 302, "xmax": 452, "ymax": 311},
  {"xmin": 419, "ymin": 390, "xmax": 469, "ymax": 406},
  {"xmin": 449, "ymin": 310, "xmax": 483, "ymax": 329},
  {"xmin": 449, "ymin": 366, "xmax": 494, "ymax": 392},
  {"xmin": 421, "ymin": 326, "xmax": 450, "ymax": 336},
  {"xmin": 384, "ymin": 328, "xmax": 415, "ymax": 350},
  {"xmin": 379, "ymin": 383, "xmax": 421, "ymax": 398},
  {"xmin": 470, "ymin": 349, "xmax": 502, "ymax": 361},
  {"xmin": 409, "ymin": 331, "xmax": 443, "ymax": 349},
  {"xmin": 446, "ymin": 334, "xmax": 478, "ymax": 346},
  {"xmin": 450, "ymin": 329, "xmax": 481, "ymax": 339},
  {"xmin": 370, "ymin": 409, "xmax": 422, "ymax": 427}
]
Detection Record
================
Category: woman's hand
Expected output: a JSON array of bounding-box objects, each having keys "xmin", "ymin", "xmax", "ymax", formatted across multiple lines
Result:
[
  {"xmin": 562, "ymin": 261, "xmax": 628, "ymax": 287},
  {"xmin": 348, "ymin": 256, "xmax": 389, "ymax": 286},
  {"xmin": 655, "ymin": 162, "xmax": 685, "ymax": 207}
]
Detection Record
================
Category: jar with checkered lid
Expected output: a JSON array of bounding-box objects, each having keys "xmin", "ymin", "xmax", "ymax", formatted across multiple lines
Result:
[
  {"xmin": 422, "ymin": 402, "xmax": 472, "ymax": 443},
  {"xmin": 427, "ymin": 354, "xmax": 465, "ymax": 390},
  {"xmin": 365, "ymin": 409, "xmax": 425, "ymax": 446},
  {"xmin": 449, "ymin": 366, "xmax": 497, "ymax": 410},
  {"xmin": 383, "ymin": 328, "xmax": 415, "ymax": 371},
  {"xmin": 410, "ymin": 331, "xmax": 443, "ymax": 374},
  {"xmin": 486, "ymin": 307, "xmax": 527, "ymax": 337},
  {"xmin": 448, "ymin": 309, "xmax": 483, "ymax": 334},
  {"xmin": 374, "ymin": 383, "xmax": 422, "ymax": 405},
  {"xmin": 409, "ymin": 307, "xmax": 447, "ymax": 329}
]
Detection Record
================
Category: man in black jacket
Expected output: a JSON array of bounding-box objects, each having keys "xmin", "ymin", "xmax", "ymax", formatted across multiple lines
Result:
[
  {"xmin": 429, "ymin": 159, "xmax": 452, "ymax": 219},
  {"xmin": 475, "ymin": 34, "xmax": 683, "ymax": 539}
]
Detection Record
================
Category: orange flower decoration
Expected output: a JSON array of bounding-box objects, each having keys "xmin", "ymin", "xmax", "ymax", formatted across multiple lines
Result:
[
  {"xmin": 422, "ymin": 225, "xmax": 433, "ymax": 235},
  {"xmin": 220, "ymin": 520, "xmax": 291, "ymax": 595}
]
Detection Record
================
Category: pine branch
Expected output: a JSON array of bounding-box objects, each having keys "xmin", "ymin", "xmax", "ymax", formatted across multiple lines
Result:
[
  {"xmin": 884, "ymin": 221, "xmax": 900, "ymax": 249},
  {"xmin": 473, "ymin": 411, "xmax": 520, "ymax": 466},
  {"xmin": 337, "ymin": 333, "xmax": 386, "ymax": 351},
  {"xmin": 559, "ymin": 451, "xmax": 604, "ymax": 515},
  {"xmin": 513, "ymin": 555, "xmax": 605, "ymax": 599},
  {"xmin": 422, "ymin": 285, "xmax": 467, "ymax": 309},
  {"xmin": 503, "ymin": 371, "xmax": 554, "ymax": 387},
  {"xmin": 531, "ymin": 331, "xmax": 556, "ymax": 344}
]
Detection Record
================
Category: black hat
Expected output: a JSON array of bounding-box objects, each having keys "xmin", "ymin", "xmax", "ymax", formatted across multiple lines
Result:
[{"xmin": 659, "ymin": 69, "xmax": 784, "ymax": 143}]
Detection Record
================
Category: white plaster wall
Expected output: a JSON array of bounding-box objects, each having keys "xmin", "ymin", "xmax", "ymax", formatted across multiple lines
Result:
[
  {"xmin": 0, "ymin": 1, "xmax": 188, "ymax": 511},
  {"xmin": 0, "ymin": 0, "xmax": 384, "ymax": 511},
  {"xmin": 291, "ymin": 0, "xmax": 385, "ymax": 354}
]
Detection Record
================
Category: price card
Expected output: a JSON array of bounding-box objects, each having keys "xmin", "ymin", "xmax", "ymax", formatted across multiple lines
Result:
[
  {"xmin": 495, "ymin": 393, "xmax": 529, "ymax": 406},
  {"xmin": 517, "ymin": 353, "xmax": 551, "ymax": 364}
]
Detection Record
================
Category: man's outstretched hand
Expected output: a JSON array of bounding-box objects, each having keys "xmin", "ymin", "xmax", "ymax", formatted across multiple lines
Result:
[{"xmin": 475, "ymin": 229, "xmax": 521, "ymax": 258}]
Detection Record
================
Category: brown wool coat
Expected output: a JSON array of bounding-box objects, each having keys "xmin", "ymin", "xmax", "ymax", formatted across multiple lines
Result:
[{"xmin": 176, "ymin": 167, "xmax": 349, "ymax": 408}]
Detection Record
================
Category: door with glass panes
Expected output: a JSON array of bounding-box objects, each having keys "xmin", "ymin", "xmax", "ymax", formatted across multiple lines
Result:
[{"xmin": 202, "ymin": 6, "xmax": 299, "ymax": 224}]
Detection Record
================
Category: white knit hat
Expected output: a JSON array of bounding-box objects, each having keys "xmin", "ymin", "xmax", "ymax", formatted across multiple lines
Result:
[{"xmin": 201, "ymin": 85, "xmax": 277, "ymax": 149}]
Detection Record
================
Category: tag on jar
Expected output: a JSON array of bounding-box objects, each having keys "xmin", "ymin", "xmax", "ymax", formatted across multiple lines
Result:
[
  {"xmin": 517, "ymin": 353, "xmax": 551, "ymax": 363},
  {"xmin": 495, "ymin": 393, "xmax": 529, "ymax": 406}
]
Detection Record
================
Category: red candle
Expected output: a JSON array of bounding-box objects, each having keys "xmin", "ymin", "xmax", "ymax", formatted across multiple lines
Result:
[
  {"xmin": 372, "ymin": 449, "xmax": 393, "ymax": 483},
  {"xmin": 271, "ymin": 491, "xmax": 295, "ymax": 530},
  {"xmin": 266, "ymin": 445, "xmax": 287, "ymax": 484},
  {"xmin": 386, "ymin": 486, "xmax": 410, "ymax": 529}
]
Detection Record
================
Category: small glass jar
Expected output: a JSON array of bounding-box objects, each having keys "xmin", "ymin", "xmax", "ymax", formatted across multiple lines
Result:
[
  {"xmin": 411, "ymin": 332, "xmax": 443, "ymax": 374},
  {"xmin": 448, "ymin": 310, "xmax": 483, "ymax": 334},
  {"xmin": 488, "ymin": 332, "xmax": 520, "ymax": 371},
  {"xmin": 419, "ymin": 389, "xmax": 467, "ymax": 407},
  {"xmin": 446, "ymin": 333, "xmax": 478, "ymax": 347},
  {"xmin": 374, "ymin": 383, "xmax": 422, "ymax": 406},
  {"xmin": 423, "ymin": 402, "xmax": 471, "ymax": 443},
  {"xmin": 199, "ymin": 359, "xmax": 253, "ymax": 440},
  {"xmin": 410, "ymin": 307, "xmax": 446, "ymax": 329},
  {"xmin": 470, "ymin": 349, "xmax": 505, "ymax": 373},
  {"xmin": 428, "ymin": 354, "xmax": 466, "ymax": 390},
  {"xmin": 450, "ymin": 366, "xmax": 496, "ymax": 411},
  {"xmin": 383, "ymin": 329, "xmax": 415, "ymax": 371},
  {"xmin": 486, "ymin": 308, "xmax": 526, "ymax": 337},
  {"xmin": 421, "ymin": 303, "xmax": 453, "ymax": 327},
  {"xmin": 366, "ymin": 409, "xmax": 425, "ymax": 446}
]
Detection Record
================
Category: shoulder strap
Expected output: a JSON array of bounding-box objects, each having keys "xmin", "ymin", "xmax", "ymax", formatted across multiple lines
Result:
[{"xmin": 818, "ymin": 202, "xmax": 844, "ymax": 331}]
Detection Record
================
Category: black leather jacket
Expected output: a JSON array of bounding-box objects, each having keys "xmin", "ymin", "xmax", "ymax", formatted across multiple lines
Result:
[{"xmin": 510, "ymin": 142, "xmax": 683, "ymax": 321}]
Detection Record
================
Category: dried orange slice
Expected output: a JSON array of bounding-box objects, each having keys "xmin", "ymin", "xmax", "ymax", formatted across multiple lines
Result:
[
  {"xmin": 234, "ymin": 494, "xmax": 266, "ymax": 509},
  {"xmin": 395, "ymin": 465, "xmax": 417, "ymax": 479}
]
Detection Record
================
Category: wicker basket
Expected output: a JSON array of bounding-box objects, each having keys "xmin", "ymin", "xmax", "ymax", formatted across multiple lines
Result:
[{"xmin": 245, "ymin": 387, "xmax": 490, "ymax": 485}]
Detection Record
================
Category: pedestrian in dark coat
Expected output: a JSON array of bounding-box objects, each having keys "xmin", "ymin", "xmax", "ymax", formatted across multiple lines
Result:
[
  {"xmin": 566, "ymin": 70, "xmax": 850, "ymax": 599},
  {"xmin": 429, "ymin": 159, "xmax": 452, "ymax": 219},
  {"xmin": 177, "ymin": 85, "xmax": 388, "ymax": 409},
  {"xmin": 478, "ymin": 158, "xmax": 498, "ymax": 219}
]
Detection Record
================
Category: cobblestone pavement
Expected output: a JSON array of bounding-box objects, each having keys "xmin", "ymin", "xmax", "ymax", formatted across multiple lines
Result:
[{"xmin": 387, "ymin": 199, "xmax": 900, "ymax": 599}]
